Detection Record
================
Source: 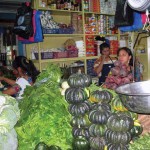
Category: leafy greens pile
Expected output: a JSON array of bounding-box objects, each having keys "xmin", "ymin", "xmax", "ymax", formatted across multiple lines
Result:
[
  {"xmin": 15, "ymin": 63, "xmax": 73, "ymax": 150},
  {"xmin": 129, "ymin": 134, "xmax": 150, "ymax": 150}
]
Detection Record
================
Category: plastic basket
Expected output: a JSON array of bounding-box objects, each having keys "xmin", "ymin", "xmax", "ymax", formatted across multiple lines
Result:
[
  {"xmin": 34, "ymin": 52, "xmax": 53, "ymax": 59},
  {"xmin": 53, "ymin": 51, "xmax": 68, "ymax": 58},
  {"xmin": 68, "ymin": 50, "xmax": 78, "ymax": 58},
  {"xmin": 42, "ymin": 28, "xmax": 59, "ymax": 34}
]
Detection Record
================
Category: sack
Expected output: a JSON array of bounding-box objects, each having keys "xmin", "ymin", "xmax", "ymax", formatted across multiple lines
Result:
[
  {"xmin": 13, "ymin": 2, "xmax": 33, "ymax": 39},
  {"xmin": 119, "ymin": 12, "xmax": 143, "ymax": 32},
  {"xmin": 115, "ymin": 0, "xmax": 134, "ymax": 26}
]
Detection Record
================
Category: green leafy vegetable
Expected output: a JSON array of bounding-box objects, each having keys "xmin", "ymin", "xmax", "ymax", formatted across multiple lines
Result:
[
  {"xmin": 129, "ymin": 134, "xmax": 150, "ymax": 150},
  {"xmin": 15, "ymin": 63, "xmax": 72, "ymax": 150}
]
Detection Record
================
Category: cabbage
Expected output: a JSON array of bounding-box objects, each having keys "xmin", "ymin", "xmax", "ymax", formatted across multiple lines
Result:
[
  {"xmin": 0, "ymin": 128, "xmax": 18, "ymax": 150},
  {"xmin": 0, "ymin": 93, "xmax": 20, "ymax": 150}
]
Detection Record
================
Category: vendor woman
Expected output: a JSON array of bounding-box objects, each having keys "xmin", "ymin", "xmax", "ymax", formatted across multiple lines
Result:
[
  {"xmin": 94, "ymin": 43, "xmax": 116, "ymax": 85},
  {"xmin": 0, "ymin": 56, "xmax": 40, "ymax": 100}
]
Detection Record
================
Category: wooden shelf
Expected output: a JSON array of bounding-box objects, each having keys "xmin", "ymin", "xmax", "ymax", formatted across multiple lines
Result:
[
  {"xmin": 32, "ymin": 56, "xmax": 101, "ymax": 63},
  {"xmin": 43, "ymin": 34, "xmax": 84, "ymax": 37},
  {"xmin": 38, "ymin": 7, "xmax": 82, "ymax": 13},
  {"xmin": 84, "ymin": 12, "xmax": 115, "ymax": 16}
]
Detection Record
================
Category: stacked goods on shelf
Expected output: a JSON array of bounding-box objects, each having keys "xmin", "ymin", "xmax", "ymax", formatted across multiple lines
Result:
[
  {"xmin": 86, "ymin": 35, "xmax": 97, "ymax": 56},
  {"xmin": 85, "ymin": 14, "xmax": 115, "ymax": 35},
  {"xmin": 76, "ymin": 40, "xmax": 86, "ymax": 57},
  {"xmin": 15, "ymin": 64, "xmax": 73, "ymax": 150},
  {"xmin": 65, "ymin": 72, "xmax": 92, "ymax": 149},
  {"xmin": 40, "ymin": 10, "xmax": 74, "ymax": 34},
  {"xmin": 0, "ymin": 94, "xmax": 20, "ymax": 150},
  {"xmin": 71, "ymin": 13, "xmax": 83, "ymax": 34},
  {"xmin": 88, "ymin": 90, "xmax": 113, "ymax": 150},
  {"xmin": 43, "ymin": 0, "xmax": 82, "ymax": 11},
  {"xmin": 100, "ymin": 0, "xmax": 116, "ymax": 14},
  {"xmin": 107, "ymin": 36, "xmax": 119, "ymax": 55}
]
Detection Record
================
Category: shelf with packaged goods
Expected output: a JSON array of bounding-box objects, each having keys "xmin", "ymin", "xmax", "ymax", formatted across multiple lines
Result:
[{"xmin": 29, "ymin": 0, "xmax": 119, "ymax": 73}]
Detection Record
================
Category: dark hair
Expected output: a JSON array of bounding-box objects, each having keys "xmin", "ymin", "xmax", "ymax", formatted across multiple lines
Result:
[
  {"xmin": 117, "ymin": 47, "xmax": 133, "ymax": 66},
  {"xmin": 100, "ymin": 43, "xmax": 110, "ymax": 54},
  {"xmin": 12, "ymin": 56, "xmax": 40, "ymax": 83}
]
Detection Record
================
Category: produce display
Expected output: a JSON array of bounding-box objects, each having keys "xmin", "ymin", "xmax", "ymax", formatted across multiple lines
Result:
[
  {"xmin": 65, "ymin": 72, "xmax": 91, "ymax": 150},
  {"xmin": 0, "ymin": 93, "xmax": 20, "ymax": 150},
  {"xmin": 104, "ymin": 60, "xmax": 133, "ymax": 90},
  {"xmin": 1, "ymin": 65, "xmax": 148, "ymax": 149},
  {"xmin": 15, "ymin": 64, "xmax": 73, "ymax": 150}
]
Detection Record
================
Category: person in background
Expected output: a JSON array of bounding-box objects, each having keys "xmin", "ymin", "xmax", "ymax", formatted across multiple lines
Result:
[
  {"xmin": 0, "ymin": 56, "xmax": 40, "ymax": 100},
  {"xmin": 117, "ymin": 47, "xmax": 133, "ymax": 71},
  {"xmin": 94, "ymin": 43, "xmax": 116, "ymax": 85}
]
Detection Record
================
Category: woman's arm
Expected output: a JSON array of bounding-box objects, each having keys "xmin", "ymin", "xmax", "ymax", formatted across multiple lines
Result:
[
  {"xmin": 0, "ymin": 76, "xmax": 16, "ymax": 86},
  {"xmin": 94, "ymin": 56, "xmax": 105, "ymax": 75},
  {"xmin": 2, "ymin": 84, "xmax": 20, "ymax": 96}
]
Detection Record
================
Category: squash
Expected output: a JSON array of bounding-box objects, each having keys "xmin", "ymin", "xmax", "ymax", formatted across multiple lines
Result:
[
  {"xmin": 89, "ymin": 124, "xmax": 107, "ymax": 137},
  {"xmin": 107, "ymin": 143, "xmax": 129, "ymax": 150},
  {"xmin": 72, "ymin": 127, "xmax": 90, "ymax": 139},
  {"xmin": 89, "ymin": 137, "xmax": 106, "ymax": 150},
  {"xmin": 105, "ymin": 129, "xmax": 131, "ymax": 144},
  {"xmin": 65, "ymin": 87, "xmax": 88, "ymax": 104},
  {"xmin": 68, "ymin": 73, "xmax": 92, "ymax": 88},
  {"xmin": 111, "ymin": 95, "xmax": 127, "ymax": 111},
  {"xmin": 88, "ymin": 103, "xmax": 111, "ymax": 124},
  {"xmin": 130, "ymin": 125, "xmax": 143, "ymax": 138},
  {"xmin": 72, "ymin": 136, "xmax": 90, "ymax": 150},
  {"xmin": 89, "ymin": 90, "xmax": 112, "ymax": 103},
  {"xmin": 70, "ymin": 115, "xmax": 90, "ymax": 127},
  {"xmin": 34, "ymin": 142, "xmax": 49, "ymax": 150},
  {"xmin": 49, "ymin": 145, "xmax": 62, "ymax": 150},
  {"xmin": 115, "ymin": 111, "xmax": 138, "ymax": 121},
  {"xmin": 69, "ymin": 101, "xmax": 90, "ymax": 116},
  {"xmin": 107, "ymin": 113, "xmax": 134, "ymax": 132}
]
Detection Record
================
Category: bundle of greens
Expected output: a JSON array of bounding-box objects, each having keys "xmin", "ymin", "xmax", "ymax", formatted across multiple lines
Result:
[
  {"xmin": 129, "ymin": 134, "xmax": 150, "ymax": 150},
  {"xmin": 15, "ymin": 63, "xmax": 73, "ymax": 150}
]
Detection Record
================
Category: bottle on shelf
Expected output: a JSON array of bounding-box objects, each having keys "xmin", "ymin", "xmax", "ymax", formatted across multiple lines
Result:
[
  {"xmin": 67, "ymin": 0, "xmax": 72, "ymax": 10},
  {"xmin": 71, "ymin": 0, "xmax": 74, "ymax": 10},
  {"xmin": 56, "ymin": 0, "xmax": 61, "ymax": 9},
  {"xmin": 84, "ymin": 0, "xmax": 89, "ymax": 12},
  {"xmin": 64, "ymin": 0, "xmax": 68, "ymax": 10},
  {"xmin": 60, "ymin": 0, "xmax": 64, "ymax": 10}
]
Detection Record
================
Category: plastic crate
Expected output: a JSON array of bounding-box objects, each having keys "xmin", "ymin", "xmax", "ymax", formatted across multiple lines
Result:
[
  {"xmin": 68, "ymin": 50, "xmax": 78, "ymax": 58},
  {"xmin": 34, "ymin": 52, "xmax": 53, "ymax": 59},
  {"xmin": 42, "ymin": 28, "xmax": 59, "ymax": 34},
  {"xmin": 53, "ymin": 51, "xmax": 68, "ymax": 58}
]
